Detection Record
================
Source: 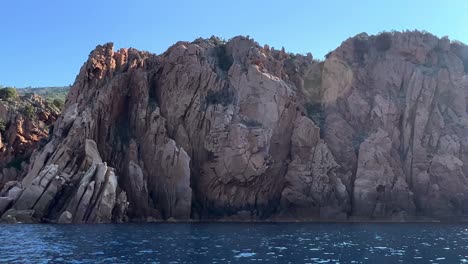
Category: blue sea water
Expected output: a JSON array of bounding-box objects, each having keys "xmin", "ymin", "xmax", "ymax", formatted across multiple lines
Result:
[{"xmin": 1, "ymin": 223, "xmax": 468, "ymax": 263}]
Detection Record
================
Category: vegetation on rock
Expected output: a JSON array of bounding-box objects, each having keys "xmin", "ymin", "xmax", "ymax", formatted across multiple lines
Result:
[
  {"xmin": 22, "ymin": 104, "xmax": 36, "ymax": 119},
  {"xmin": 52, "ymin": 98, "xmax": 65, "ymax": 109},
  {"xmin": 376, "ymin": 32, "xmax": 392, "ymax": 51},
  {"xmin": 18, "ymin": 86, "xmax": 69, "ymax": 104},
  {"xmin": 0, "ymin": 87, "xmax": 18, "ymax": 100}
]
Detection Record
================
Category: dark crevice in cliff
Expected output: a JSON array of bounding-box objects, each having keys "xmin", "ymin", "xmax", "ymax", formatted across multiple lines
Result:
[
  {"xmin": 114, "ymin": 97, "xmax": 132, "ymax": 145},
  {"xmin": 46, "ymin": 181, "xmax": 76, "ymax": 221},
  {"xmin": 215, "ymin": 44, "xmax": 234, "ymax": 74},
  {"xmin": 182, "ymin": 74, "xmax": 203, "ymax": 122},
  {"xmin": 148, "ymin": 70, "xmax": 161, "ymax": 108}
]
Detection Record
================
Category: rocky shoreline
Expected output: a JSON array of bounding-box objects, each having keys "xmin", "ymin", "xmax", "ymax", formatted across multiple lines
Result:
[{"xmin": 1, "ymin": 31, "xmax": 468, "ymax": 223}]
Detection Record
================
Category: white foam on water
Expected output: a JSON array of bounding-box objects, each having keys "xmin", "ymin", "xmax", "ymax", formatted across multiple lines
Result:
[
  {"xmin": 234, "ymin": 252, "xmax": 257, "ymax": 258},
  {"xmin": 138, "ymin": 250, "xmax": 154, "ymax": 253},
  {"xmin": 274, "ymin": 247, "xmax": 287, "ymax": 250},
  {"xmin": 315, "ymin": 259, "xmax": 331, "ymax": 263},
  {"xmin": 310, "ymin": 247, "xmax": 324, "ymax": 251}
]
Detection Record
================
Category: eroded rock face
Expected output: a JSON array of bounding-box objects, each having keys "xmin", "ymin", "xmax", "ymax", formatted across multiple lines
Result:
[
  {"xmin": 323, "ymin": 31, "xmax": 468, "ymax": 220},
  {"xmin": 0, "ymin": 94, "xmax": 59, "ymax": 189},
  {"xmin": 1, "ymin": 37, "xmax": 345, "ymax": 223},
  {"xmin": 2, "ymin": 31, "xmax": 468, "ymax": 223}
]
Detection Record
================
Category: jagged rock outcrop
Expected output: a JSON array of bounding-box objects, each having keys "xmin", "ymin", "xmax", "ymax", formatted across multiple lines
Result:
[
  {"xmin": 0, "ymin": 93, "xmax": 59, "ymax": 188},
  {"xmin": 1, "ymin": 138, "xmax": 127, "ymax": 223},
  {"xmin": 2, "ymin": 31, "xmax": 468, "ymax": 223}
]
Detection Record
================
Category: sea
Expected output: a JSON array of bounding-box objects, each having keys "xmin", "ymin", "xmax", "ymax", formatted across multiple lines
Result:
[{"xmin": 1, "ymin": 223, "xmax": 468, "ymax": 263}]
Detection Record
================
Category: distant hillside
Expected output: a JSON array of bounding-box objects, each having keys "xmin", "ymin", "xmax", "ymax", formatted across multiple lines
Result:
[{"xmin": 17, "ymin": 86, "xmax": 70, "ymax": 103}]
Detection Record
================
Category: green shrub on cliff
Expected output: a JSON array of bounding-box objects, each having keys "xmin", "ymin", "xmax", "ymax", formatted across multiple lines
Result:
[
  {"xmin": 18, "ymin": 86, "xmax": 69, "ymax": 103},
  {"xmin": 5, "ymin": 156, "xmax": 29, "ymax": 170},
  {"xmin": 52, "ymin": 98, "xmax": 64, "ymax": 109},
  {"xmin": 376, "ymin": 32, "xmax": 392, "ymax": 52},
  {"xmin": 205, "ymin": 86, "xmax": 234, "ymax": 106},
  {"xmin": 306, "ymin": 102, "xmax": 325, "ymax": 132},
  {"xmin": 0, "ymin": 87, "xmax": 18, "ymax": 100},
  {"xmin": 22, "ymin": 104, "xmax": 36, "ymax": 119},
  {"xmin": 241, "ymin": 118, "xmax": 262, "ymax": 128}
]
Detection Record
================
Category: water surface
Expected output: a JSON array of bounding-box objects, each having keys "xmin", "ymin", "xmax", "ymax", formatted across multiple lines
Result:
[{"xmin": 1, "ymin": 223, "xmax": 468, "ymax": 263}]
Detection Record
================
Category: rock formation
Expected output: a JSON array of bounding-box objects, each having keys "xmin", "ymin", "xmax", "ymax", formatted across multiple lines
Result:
[
  {"xmin": 2, "ymin": 31, "xmax": 468, "ymax": 223},
  {"xmin": 0, "ymin": 93, "xmax": 59, "ymax": 188},
  {"xmin": 322, "ymin": 32, "xmax": 468, "ymax": 221}
]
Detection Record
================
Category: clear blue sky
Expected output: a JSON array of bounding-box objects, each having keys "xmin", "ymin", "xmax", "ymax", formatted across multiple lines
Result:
[{"xmin": 1, "ymin": 0, "xmax": 467, "ymax": 87}]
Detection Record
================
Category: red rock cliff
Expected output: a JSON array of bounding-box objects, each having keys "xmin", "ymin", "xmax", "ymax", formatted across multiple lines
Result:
[{"xmin": 2, "ymin": 31, "xmax": 468, "ymax": 223}]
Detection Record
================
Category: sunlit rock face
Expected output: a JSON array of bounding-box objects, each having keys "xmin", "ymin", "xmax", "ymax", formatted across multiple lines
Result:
[
  {"xmin": 0, "ymin": 94, "xmax": 59, "ymax": 189},
  {"xmin": 2, "ymin": 31, "xmax": 468, "ymax": 223}
]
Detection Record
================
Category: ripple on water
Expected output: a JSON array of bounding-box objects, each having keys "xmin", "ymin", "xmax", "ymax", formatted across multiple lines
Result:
[
  {"xmin": 309, "ymin": 247, "xmax": 324, "ymax": 251},
  {"xmin": 234, "ymin": 252, "xmax": 257, "ymax": 258},
  {"xmin": 0, "ymin": 223, "xmax": 467, "ymax": 263},
  {"xmin": 274, "ymin": 246, "xmax": 287, "ymax": 250},
  {"xmin": 373, "ymin": 246, "xmax": 388, "ymax": 250}
]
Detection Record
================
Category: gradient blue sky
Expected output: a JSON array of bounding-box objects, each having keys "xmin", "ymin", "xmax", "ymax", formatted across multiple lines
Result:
[{"xmin": 1, "ymin": 0, "xmax": 467, "ymax": 87}]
